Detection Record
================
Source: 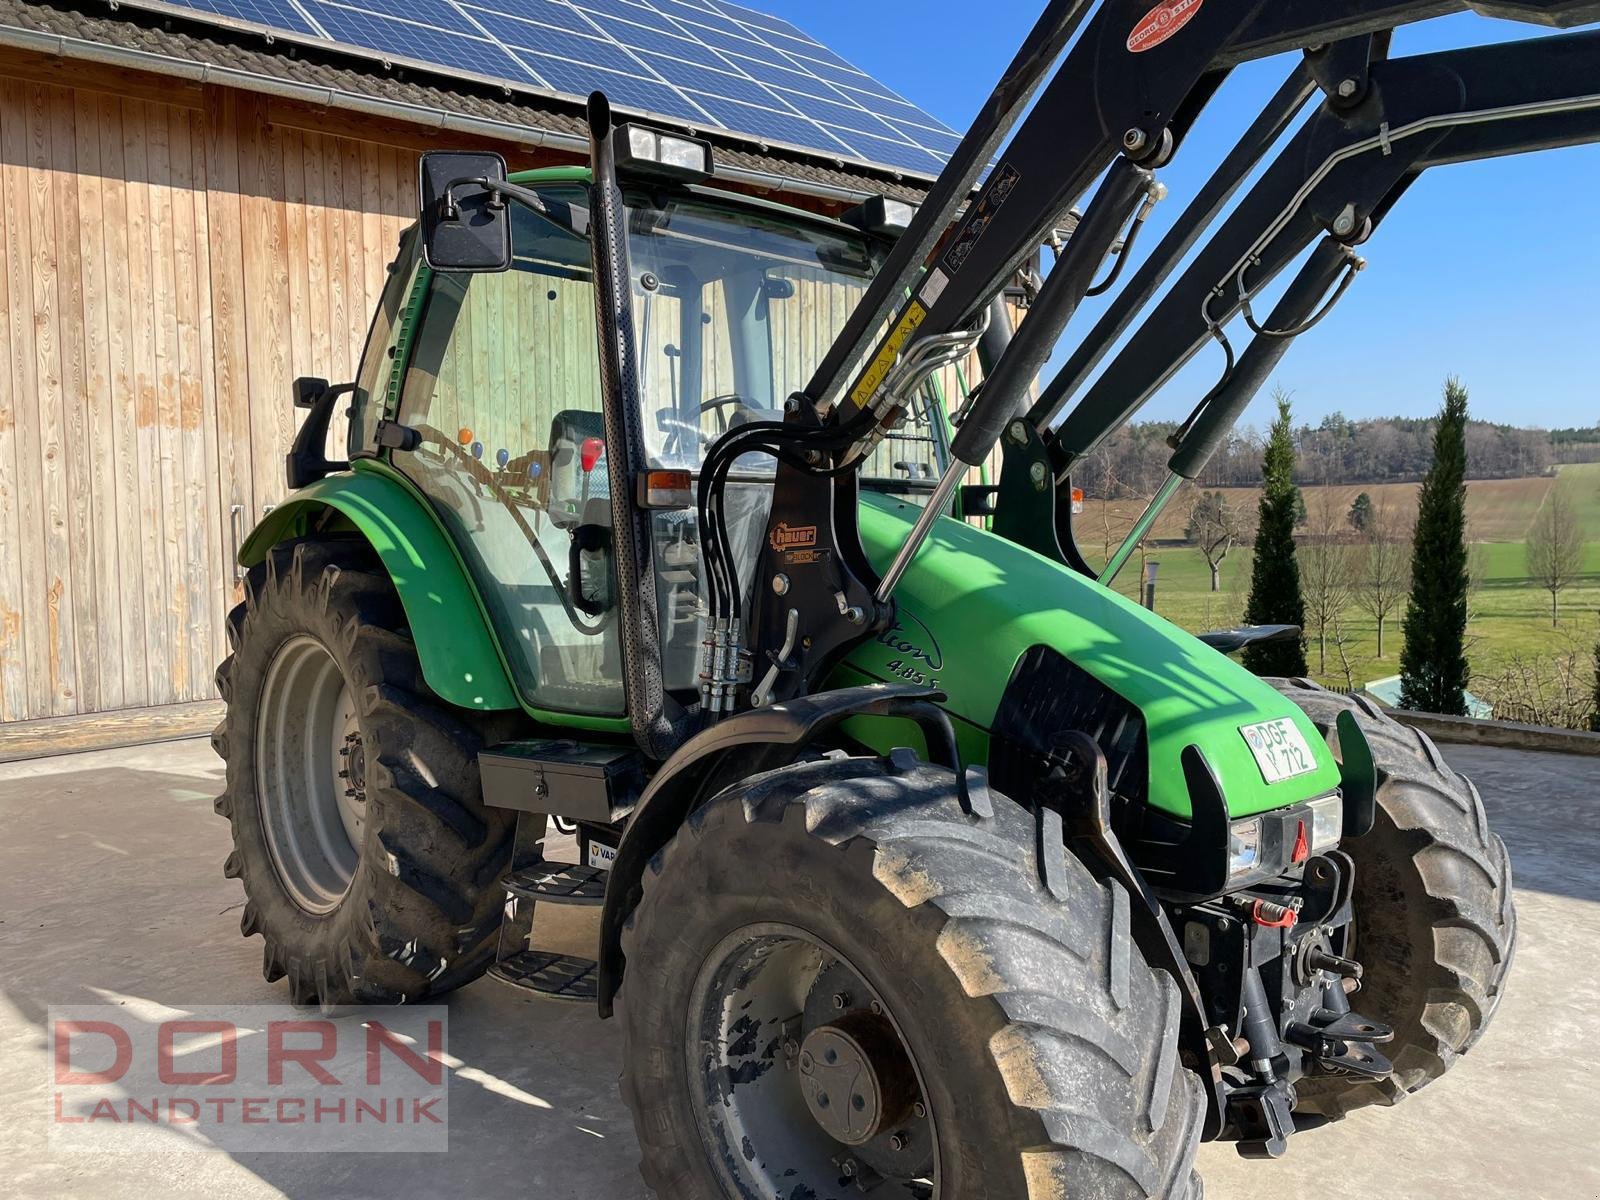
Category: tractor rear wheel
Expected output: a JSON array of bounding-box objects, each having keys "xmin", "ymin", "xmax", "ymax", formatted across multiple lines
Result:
[
  {"xmin": 618, "ymin": 751, "xmax": 1206, "ymax": 1199},
  {"xmin": 213, "ymin": 537, "xmax": 515, "ymax": 1006},
  {"xmin": 1271, "ymin": 679, "xmax": 1516, "ymax": 1120}
]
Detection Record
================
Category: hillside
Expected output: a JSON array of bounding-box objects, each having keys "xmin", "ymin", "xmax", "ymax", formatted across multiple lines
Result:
[{"xmin": 1081, "ymin": 461, "xmax": 1600, "ymax": 549}]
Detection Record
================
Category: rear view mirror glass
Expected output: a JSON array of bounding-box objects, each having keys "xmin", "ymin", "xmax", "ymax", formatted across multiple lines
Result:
[{"xmin": 419, "ymin": 151, "xmax": 512, "ymax": 273}]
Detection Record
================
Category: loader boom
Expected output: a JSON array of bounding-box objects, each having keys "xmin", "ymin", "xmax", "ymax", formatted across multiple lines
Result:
[{"xmin": 704, "ymin": 0, "xmax": 1600, "ymax": 717}]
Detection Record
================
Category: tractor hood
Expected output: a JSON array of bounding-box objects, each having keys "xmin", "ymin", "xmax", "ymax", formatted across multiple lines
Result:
[{"xmin": 839, "ymin": 493, "xmax": 1342, "ymax": 820}]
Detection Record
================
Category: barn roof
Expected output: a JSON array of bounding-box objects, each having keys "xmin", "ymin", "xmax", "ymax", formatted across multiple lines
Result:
[{"xmin": 0, "ymin": 0, "xmax": 938, "ymax": 203}]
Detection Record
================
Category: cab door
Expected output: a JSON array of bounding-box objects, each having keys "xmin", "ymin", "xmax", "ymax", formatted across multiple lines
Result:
[{"xmin": 390, "ymin": 189, "xmax": 624, "ymax": 717}]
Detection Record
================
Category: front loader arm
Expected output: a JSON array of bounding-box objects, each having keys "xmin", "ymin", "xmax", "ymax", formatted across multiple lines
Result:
[
  {"xmin": 702, "ymin": 0, "xmax": 1600, "ymax": 715},
  {"xmin": 1052, "ymin": 27, "xmax": 1600, "ymax": 474}
]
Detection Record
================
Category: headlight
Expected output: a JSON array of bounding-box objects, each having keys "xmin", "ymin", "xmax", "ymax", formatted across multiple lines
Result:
[
  {"xmin": 1307, "ymin": 794, "xmax": 1343, "ymax": 853},
  {"xmin": 1228, "ymin": 817, "xmax": 1261, "ymax": 880},
  {"xmin": 613, "ymin": 124, "xmax": 714, "ymax": 182}
]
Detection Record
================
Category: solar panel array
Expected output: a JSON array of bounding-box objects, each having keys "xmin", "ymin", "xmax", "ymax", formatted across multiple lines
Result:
[{"xmin": 116, "ymin": 0, "xmax": 960, "ymax": 176}]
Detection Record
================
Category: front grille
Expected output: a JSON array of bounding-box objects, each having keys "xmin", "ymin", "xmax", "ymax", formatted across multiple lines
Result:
[{"xmin": 989, "ymin": 645, "xmax": 1147, "ymax": 810}]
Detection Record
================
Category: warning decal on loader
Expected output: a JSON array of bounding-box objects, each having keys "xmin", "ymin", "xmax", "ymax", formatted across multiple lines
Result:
[
  {"xmin": 849, "ymin": 299, "xmax": 928, "ymax": 408},
  {"xmin": 942, "ymin": 163, "xmax": 1020, "ymax": 275}
]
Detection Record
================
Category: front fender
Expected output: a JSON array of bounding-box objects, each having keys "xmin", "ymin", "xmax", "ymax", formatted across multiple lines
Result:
[
  {"xmin": 239, "ymin": 467, "xmax": 519, "ymax": 711},
  {"xmin": 595, "ymin": 683, "xmax": 959, "ymax": 1016}
]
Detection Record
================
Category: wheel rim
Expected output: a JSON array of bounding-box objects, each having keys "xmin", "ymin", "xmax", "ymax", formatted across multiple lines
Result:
[
  {"xmin": 687, "ymin": 923, "xmax": 939, "ymax": 1198},
  {"xmin": 255, "ymin": 635, "xmax": 367, "ymax": 914}
]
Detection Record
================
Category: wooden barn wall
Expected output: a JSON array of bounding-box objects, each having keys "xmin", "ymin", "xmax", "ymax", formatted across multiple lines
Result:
[
  {"xmin": 0, "ymin": 53, "xmax": 984, "ymax": 725},
  {"xmin": 0, "ymin": 71, "xmax": 423, "ymax": 722}
]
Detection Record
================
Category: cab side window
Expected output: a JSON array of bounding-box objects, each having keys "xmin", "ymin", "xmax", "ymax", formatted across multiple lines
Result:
[{"xmin": 392, "ymin": 192, "xmax": 623, "ymax": 716}]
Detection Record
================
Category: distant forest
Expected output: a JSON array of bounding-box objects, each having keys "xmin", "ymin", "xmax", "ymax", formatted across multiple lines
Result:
[{"xmin": 1072, "ymin": 415, "xmax": 1600, "ymax": 498}]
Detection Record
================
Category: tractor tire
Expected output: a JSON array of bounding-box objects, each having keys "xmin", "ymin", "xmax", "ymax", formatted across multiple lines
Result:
[
  {"xmin": 618, "ymin": 751, "xmax": 1206, "ymax": 1200},
  {"xmin": 213, "ymin": 536, "xmax": 516, "ymax": 1007},
  {"xmin": 1270, "ymin": 678, "xmax": 1516, "ymax": 1120}
]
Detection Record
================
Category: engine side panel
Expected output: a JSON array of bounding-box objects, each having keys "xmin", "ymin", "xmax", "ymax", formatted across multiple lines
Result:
[{"xmin": 843, "ymin": 493, "xmax": 1342, "ymax": 819}]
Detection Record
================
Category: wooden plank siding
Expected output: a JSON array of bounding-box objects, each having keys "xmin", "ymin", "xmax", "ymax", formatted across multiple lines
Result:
[{"xmin": 0, "ymin": 69, "xmax": 419, "ymax": 721}]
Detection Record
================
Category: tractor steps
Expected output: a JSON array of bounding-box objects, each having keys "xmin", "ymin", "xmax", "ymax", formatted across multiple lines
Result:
[{"xmin": 489, "ymin": 810, "xmax": 615, "ymax": 1004}]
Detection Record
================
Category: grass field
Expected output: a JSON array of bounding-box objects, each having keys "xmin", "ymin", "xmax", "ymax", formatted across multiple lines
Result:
[{"xmin": 1087, "ymin": 462, "xmax": 1600, "ymax": 697}]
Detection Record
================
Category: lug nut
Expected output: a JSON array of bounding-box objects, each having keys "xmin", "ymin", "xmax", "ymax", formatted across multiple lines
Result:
[
  {"xmin": 890, "ymin": 1131, "xmax": 909, "ymax": 1151},
  {"xmin": 832, "ymin": 991, "xmax": 851, "ymax": 1010}
]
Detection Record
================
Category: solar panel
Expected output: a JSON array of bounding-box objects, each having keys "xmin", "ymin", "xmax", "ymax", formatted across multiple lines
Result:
[{"xmin": 104, "ymin": 0, "xmax": 956, "ymax": 177}]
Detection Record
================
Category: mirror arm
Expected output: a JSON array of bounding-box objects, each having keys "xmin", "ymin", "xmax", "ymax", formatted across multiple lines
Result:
[{"xmin": 444, "ymin": 176, "xmax": 591, "ymax": 240}]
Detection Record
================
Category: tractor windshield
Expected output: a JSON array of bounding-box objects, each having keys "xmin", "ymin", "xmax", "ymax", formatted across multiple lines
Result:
[{"xmin": 624, "ymin": 193, "xmax": 949, "ymax": 489}]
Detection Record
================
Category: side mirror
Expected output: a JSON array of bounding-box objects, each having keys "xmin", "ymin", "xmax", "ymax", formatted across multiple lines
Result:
[
  {"xmin": 286, "ymin": 380, "xmax": 355, "ymax": 489},
  {"xmin": 292, "ymin": 375, "xmax": 329, "ymax": 410},
  {"xmin": 419, "ymin": 151, "xmax": 512, "ymax": 273}
]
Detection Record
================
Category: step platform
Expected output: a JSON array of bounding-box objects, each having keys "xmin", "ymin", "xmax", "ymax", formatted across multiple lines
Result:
[
  {"xmin": 504, "ymin": 861, "xmax": 607, "ymax": 906},
  {"xmin": 489, "ymin": 949, "xmax": 599, "ymax": 1002}
]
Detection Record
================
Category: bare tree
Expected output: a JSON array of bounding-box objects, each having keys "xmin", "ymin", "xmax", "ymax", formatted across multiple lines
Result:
[
  {"xmin": 1300, "ymin": 485, "xmax": 1357, "ymax": 674},
  {"xmin": 1527, "ymin": 484, "xmax": 1584, "ymax": 627},
  {"xmin": 1354, "ymin": 496, "xmax": 1411, "ymax": 658},
  {"xmin": 1185, "ymin": 490, "xmax": 1243, "ymax": 591},
  {"xmin": 1330, "ymin": 607, "xmax": 1359, "ymax": 691},
  {"xmin": 1474, "ymin": 635, "xmax": 1596, "ymax": 730}
]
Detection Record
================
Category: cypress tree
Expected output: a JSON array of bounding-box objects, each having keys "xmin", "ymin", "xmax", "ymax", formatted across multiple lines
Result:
[
  {"xmin": 1400, "ymin": 378, "xmax": 1472, "ymax": 715},
  {"xmin": 1242, "ymin": 392, "xmax": 1308, "ymax": 677}
]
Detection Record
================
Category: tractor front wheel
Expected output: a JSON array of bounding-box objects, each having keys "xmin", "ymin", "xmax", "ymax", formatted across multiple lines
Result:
[
  {"xmin": 213, "ymin": 537, "xmax": 515, "ymax": 1006},
  {"xmin": 1272, "ymin": 679, "xmax": 1516, "ymax": 1120},
  {"xmin": 618, "ymin": 752, "xmax": 1206, "ymax": 1199}
]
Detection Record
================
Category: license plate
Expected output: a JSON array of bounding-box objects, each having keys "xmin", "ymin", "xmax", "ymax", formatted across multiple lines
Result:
[
  {"xmin": 586, "ymin": 840, "xmax": 617, "ymax": 872},
  {"xmin": 1240, "ymin": 718, "xmax": 1317, "ymax": 784}
]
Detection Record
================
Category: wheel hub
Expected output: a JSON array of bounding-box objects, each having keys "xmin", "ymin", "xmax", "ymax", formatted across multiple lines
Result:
[
  {"xmin": 798, "ymin": 1011, "xmax": 916, "ymax": 1146},
  {"xmin": 339, "ymin": 731, "xmax": 368, "ymax": 803}
]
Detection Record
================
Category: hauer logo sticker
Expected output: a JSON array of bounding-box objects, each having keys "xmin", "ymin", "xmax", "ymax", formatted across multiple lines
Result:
[
  {"xmin": 769, "ymin": 523, "xmax": 818, "ymax": 552},
  {"xmin": 1127, "ymin": 0, "xmax": 1203, "ymax": 53}
]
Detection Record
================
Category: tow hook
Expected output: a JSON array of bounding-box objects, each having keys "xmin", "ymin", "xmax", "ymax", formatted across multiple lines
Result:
[{"xmin": 1285, "ymin": 1008, "xmax": 1396, "ymax": 1080}]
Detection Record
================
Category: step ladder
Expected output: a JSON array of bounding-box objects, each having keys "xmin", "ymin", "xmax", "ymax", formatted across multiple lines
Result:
[
  {"xmin": 489, "ymin": 848, "xmax": 608, "ymax": 1003},
  {"xmin": 477, "ymin": 739, "xmax": 641, "ymax": 1004}
]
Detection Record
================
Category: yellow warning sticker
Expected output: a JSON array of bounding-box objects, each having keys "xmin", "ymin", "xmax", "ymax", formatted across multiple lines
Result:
[{"xmin": 849, "ymin": 300, "xmax": 928, "ymax": 409}]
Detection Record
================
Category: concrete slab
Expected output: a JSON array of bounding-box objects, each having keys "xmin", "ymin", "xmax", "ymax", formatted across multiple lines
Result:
[{"xmin": 1, "ymin": 739, "xmax": 1594, "ymax": 1199}]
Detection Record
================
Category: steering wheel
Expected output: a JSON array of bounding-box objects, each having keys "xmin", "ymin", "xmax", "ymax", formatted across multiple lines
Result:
[{"xmin": 699, "ymin": 393, "xmax": 748, "ymax": 436}]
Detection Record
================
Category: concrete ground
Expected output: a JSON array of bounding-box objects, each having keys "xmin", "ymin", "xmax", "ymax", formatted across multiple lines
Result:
[{"xmin": 1, "ymin": 738, "xmax": 1595, "ymax": 1199}]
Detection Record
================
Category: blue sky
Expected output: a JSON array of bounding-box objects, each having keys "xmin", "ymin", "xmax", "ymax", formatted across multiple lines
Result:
[{"xmin": 756, "ymin": 4, "xmax": 1600, "ymax": 432}]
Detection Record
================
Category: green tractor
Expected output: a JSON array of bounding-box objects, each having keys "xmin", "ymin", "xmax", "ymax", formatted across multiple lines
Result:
[{"xmin": 206, "ymin": 0, "xmax": 1600, "ymax": 1187}]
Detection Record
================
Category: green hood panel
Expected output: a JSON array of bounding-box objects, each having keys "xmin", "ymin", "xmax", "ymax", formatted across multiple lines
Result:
[{"xmin": 842, "ymin": 494, "xmax": 1341, "ymax": 819}]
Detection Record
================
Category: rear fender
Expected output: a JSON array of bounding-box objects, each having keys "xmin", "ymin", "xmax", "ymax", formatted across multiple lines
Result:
[
  {"xmin": 596, "ymin": 683, "xmax": 968, "ymax": 1016},
  {"xmin": 239, "ymin": 470, "xmax": 519, "ymax": 712}
]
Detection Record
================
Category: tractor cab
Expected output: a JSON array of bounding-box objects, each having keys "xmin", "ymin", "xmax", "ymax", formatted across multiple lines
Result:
[{"xmin": 367, "ymin": 149, "xmax": 950, "ymax": 725}]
